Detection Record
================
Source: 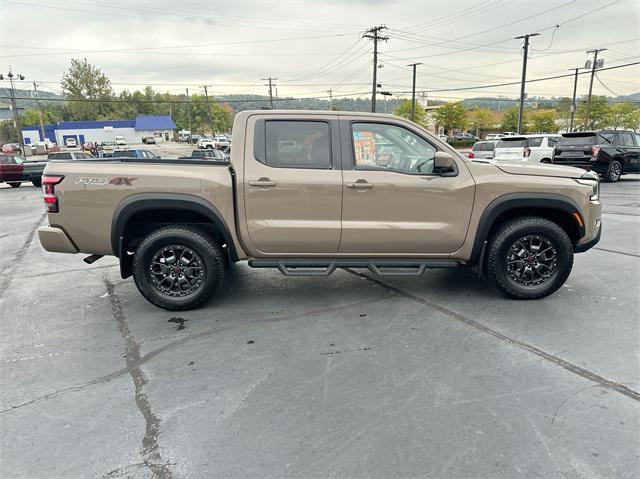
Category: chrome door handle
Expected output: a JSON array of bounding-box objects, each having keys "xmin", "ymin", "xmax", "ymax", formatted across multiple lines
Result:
[
  {"xmin": 248, "ymin": 178, "xmax": 277, "ymax": 187},
  {"xmin": 346, "ymin": 181, "xmax": 374, "ymax": 189}
]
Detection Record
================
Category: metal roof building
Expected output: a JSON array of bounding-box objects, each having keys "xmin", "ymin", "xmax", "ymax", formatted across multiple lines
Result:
[{"xmin": 21, "ymin": 115, "xmax": 177, "ymax": 146}]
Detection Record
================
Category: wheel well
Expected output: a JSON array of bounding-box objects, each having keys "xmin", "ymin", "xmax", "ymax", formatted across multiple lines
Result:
[
  {"xmin": 487, "ymin": 207, "xmax": 582, "ymax": 246},
  {"xmin": 118, "ymin": 208, "xmax": 232, "ymax": 278}
]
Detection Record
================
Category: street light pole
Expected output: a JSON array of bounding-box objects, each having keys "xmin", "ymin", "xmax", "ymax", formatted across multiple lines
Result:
[{"xmin": 0, "ymin": 69, "xmax": 26, "ymax": 155}]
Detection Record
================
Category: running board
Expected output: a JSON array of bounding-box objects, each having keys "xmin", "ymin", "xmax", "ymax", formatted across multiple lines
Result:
[{"xmin": 248, "ymin": 259, "xmax": 459, "ymax": 277}]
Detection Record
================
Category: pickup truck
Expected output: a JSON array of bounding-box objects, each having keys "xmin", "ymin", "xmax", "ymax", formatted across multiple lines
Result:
[
  {"xmin": 38, "ymin": 110, "xmax": 602, "ymax": 311},
  {"xmin": 197, "ymin": 136, "xmax": 230, "ymax": 150}
]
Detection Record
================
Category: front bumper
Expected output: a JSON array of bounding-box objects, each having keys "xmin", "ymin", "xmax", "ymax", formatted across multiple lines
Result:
[
  {"xmin": 38, "ymin": 226, "xmax": 78, "ymax": 254},
  {"xmin": 575, "ymin": 218, "xmax": 602, "ymax": 253}
]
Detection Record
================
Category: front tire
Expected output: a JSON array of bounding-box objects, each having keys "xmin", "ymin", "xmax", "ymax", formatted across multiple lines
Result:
[
  {"xmin": 485, "ymin": 216, "xmax": 573, "ymax": 300},
  {"xmin": 604, "ymin": 160, "xmax": 622, "ymax": 182},
  {"xmin": 132, "ymin": 226, "xmax": 225, "ymax": 310},
  {"xmin": 8, "ymin": 182, "xmax": 21, "ymax": 188}
]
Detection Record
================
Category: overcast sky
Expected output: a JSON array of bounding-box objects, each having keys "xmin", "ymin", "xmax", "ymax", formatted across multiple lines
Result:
[{"xmin": 0, "ymin": 0, "xmax": 638, "ymax": 103}]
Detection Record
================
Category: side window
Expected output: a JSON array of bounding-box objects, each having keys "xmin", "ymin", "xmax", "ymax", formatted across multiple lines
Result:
[
  {"xmin": 60, "ymin": 153, "xmax": 72, "ymax": 160},
  {"xmin": 0, "ymin": 156, "xmax": 13, "ymax": 164},
  {"xmin": 263, "ymin": 121, "xmax": 331, "ymax": 169},
  {"xmin": 620, "ymin": 133, "xmax": 634, "ymax": 147},
  {"xmin": 635, "ymin": 134, "xmax": 640, "ymax": 147},
  {"xmin": 547, "ymin": 137, "xmax": 559, "ymax": 147},
  {"xmin": 527, "ymin": 137, "xmax": 543, "ymax": 147},
  {"xmin": 352, "ymin": 122, "xmax": 437, "ymax": 174}
]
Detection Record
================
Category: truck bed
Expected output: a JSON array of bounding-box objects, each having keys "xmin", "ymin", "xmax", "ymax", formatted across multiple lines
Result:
[{"xmin": 43, "ymin": 158, "xmax": 237, "ymax": 256}]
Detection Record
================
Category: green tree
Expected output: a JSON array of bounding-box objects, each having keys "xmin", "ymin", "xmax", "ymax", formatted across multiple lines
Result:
[
  {"xmin": 393, "ymin": 99, "xmax": 427, "ymax": 125},
  {"xmin": 61, "ymin": 58, "xmax": 115, "ymax": 120},
  {"xmin": 577, "ymin": 95, "xmax": 610, "ymax": 130},
  {"xmin": 434, "ymin": 102, "xmax": 467, "ymax": 133},
  {"xmin": 607, "ymin": 102, "xmax": 639, "ymax": 130},
  {"xmin": 528, "ymin": 109, "xmax": 558, "ymax": 133},
  {"xmin": 500, "ymin": 105, "xmax": 520, "ymax": 132},
  {"xmin": 0, "ymin": 120, "xmax": 17, "ymax": 143},
  {"xmin": 554, "ymin": 97, "xmax": 573, "ymax": 132},
  {"xmin": 467, "ymin": 107, "xmax": 497, "ymax": 136}
]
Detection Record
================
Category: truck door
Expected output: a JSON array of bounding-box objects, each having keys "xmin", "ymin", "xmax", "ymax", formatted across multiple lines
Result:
[
  {"xmin": 243, "ymin": 118, "xmax": 342, "ymax": 254},
  {"xmin": 339, "ymin": 119, "xmax": 475, "ymax": 255}
]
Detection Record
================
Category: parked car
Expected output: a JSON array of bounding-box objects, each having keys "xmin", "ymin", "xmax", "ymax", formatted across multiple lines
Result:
[
  {"xmin": 22, "ymin": 158, "xmax": 49, "ymax": 187},
  {"xmin": 553, "ymin": 130, "xmax": 640, "ymax": 182},
  {"xmin": 2, "ymin": 143, "xmax": 20, "ymax": 153},
  {"xmin": 48, "ymin": 152, "xmax": 95, "ymax": 160},
  {"xmin": 115, "ymin": 136, "xmax": 126, "ymax": 146},
  {"xmin": 65, "ymin": 138, "xmax": 78, "ymax": 148},
  {"xmin": 494, "ymin": 134, "xmax": 559, "ymax": 164},
  {"xmin": 180, "ymin": 149, "xmax": 228, "ymax": 161},
  {"xmin": 111, "ymin": 149, "xmax": 160, "ymax": 159},
  {"xmin": 453, "ymin": 132, "xmax": 478, "ymax": 141},
  {"xmin": 0, "ymin": 154, "xmax": 24, "ymax": 187},
  {"xmin": 190, "ymin": 135, "xmax": 202, "ymax": 145},
  {"xmin": 468, "ymin": 140, "xmax": 498, "ymax": 160},
  {"xmin": 485, "ymin": 134, "xmax": 502, "ymax": 141},
  {"xmin": 142, "ymin": 136, "xmax": 156, "ymax": 144},
  {"xmin": 38, "ymin": 110, "xmax": 601, "ymax": 310}
]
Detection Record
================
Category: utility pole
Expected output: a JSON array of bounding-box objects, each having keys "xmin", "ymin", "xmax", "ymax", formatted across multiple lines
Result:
[
  {"xmin": 584, "ymin": 48, "xmax": 606, "ymax": 130},
  {"xmin": 407, "ymin": 62, "xmax": 422, "ymax": 121},
  {"xmin": 0, "ymin": 69, "xmax": 26, "ymax": 155},
  {"xmin": 568, "ymin": 68, "xmax": 581, "ymax": 132},
  {"xmin": 419, "ymin": 91, "xmax": 428, "ymax": 108},
  {"xmin": 363, "ymin": 25, "xmax": 388, "ymax": 113},
  {"xmin": 514, "ymin": 32, "xmax": 539, "ymax": 134},
  {"xmin": 202, "ymin": 85, "xmax": 216, "ymax": 136},
  {"xmin": 327, "ymin": 89, "xmax": 333, "ymax": 110},
  {"xmin": 262, "ymin": 77, "xmax": 277, "ymax": 109},
  {"xmin": 32, "ymin": 82, "xmax": 46, "ymax": 142},
  {"xmin": 185, "ymin": 88, "xmax": 192, "ymax": 143}
]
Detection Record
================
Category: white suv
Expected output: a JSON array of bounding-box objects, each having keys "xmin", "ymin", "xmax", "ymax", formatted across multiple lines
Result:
[
  {"xmin": 493, "ymin": 134, "xmax": 560, "ymax": 164},
  {"xmin": 196, "ymin": 136, "xmax": 230, "ymax": 149}
]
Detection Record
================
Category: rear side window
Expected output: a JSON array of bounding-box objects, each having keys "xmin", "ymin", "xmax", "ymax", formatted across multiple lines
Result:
[
  {"xmin": 635, "ymin": 134, "xmax": 640, "ymax": 146},
  {"xmin": 598, "ymin": 133, "xmax": 614, "ymax": 144},
  {"xmin": 497, "ymin": 138, "xmax": 526, "ymax": 148},
  {"xmin": 263, "ymin": 121, "xmax": 331, "ymax": 169},
  {"xmin": 547, "ymin": 137, "xmax": 559, "ymax": 147},
  {"xmin": 0, "ymin": 155, "xmax": 15, "ymax": 164},
  {"xmin": 48, "ymin": 153, "xmax": 72, "ymax": 160},
  {"xmin": 527, "ymin": 137, "xmax": 543, "ymax": 147},
  {"xmin": 620, "ymin": 132, "xmax": 635, "ymax": 146},
  {"xmin": 558, "ymin": 135, "xmax": 597, "ymax": 146}
]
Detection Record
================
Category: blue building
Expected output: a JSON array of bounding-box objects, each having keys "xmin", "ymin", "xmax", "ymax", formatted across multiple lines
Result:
[{"xmin": 21, "ymin": 115, "xmax": 176, "ymax": 146}]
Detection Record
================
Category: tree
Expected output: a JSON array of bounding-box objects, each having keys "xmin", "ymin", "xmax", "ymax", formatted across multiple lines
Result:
[
  {"xmin": 467, "ymin": 107, "xmax": 497, "ymax": 136},
  {"xmin": 61, "ymin": 58, "xmax": 115, "ymax": 120},
  {"xmin": 554, "ymin": 97, "xmax": 573, "ymax": 132},
  {"xmin": 607, "ymin": 102, "xmax": 640, "ymax": 130},
  {"xmin": 577, "ymin": 95, "xmax": 610, "ymax": 130},
  {"xmin": 528, "ymin": 109, "xmax": 558, "ymax": 133},
  {"xmin": 434, "ymin": 102, "xmax": 467, "ymax": 133},
  {"xmin": 393, "ymin": 99, "xmax": 427, "ymax": 125},
  {"xmin": 500, "ymin": 105, "xmax": 520, "ymax": 132}
]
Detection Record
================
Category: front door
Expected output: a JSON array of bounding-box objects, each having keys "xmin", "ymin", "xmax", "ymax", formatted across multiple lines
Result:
[
  {"xmin": 243, "ymin": 118, "xmax": 342, "ymax": 254},
  {"xmin": 339, "ymin": 120, "xmax": 475, "ymax": 255}
]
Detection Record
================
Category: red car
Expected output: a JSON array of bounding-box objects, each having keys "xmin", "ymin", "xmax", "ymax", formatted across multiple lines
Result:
[
  {"xmin": 2, "ymin": 143, "xmax": 20, "ymax": 154},
  {"xmin": 0, "ymin": 154, "xmax": 25, "ymax": 188}
]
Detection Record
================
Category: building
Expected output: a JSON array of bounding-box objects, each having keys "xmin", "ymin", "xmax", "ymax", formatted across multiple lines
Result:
[{"xmin": 21, "ymin": 115, "xmax": 176, "ymax": 146}]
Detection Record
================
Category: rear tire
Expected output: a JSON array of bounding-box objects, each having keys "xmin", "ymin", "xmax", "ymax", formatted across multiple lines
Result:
[
  {"xmin": 485, "ymin": 216, "xmax": 573, "ymax": 300},
  {"xmin": 132, "ymin": 226, "xmax": 225, "ymax": 311},
  {"xmin": 8, "ymin": 182, "xmax": 21, "ymax": 188},
  {"xmin": 604, "ymin": 160, "xmax": 622, "ymax": 182},
  {"xmin": 32, "ymin": 178, "xmax": 42, "ymax": 187}
]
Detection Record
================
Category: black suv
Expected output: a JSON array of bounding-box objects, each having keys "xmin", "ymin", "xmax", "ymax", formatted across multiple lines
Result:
[{"xmin": 554, "ymin": 130, "xmax": 640, "ymax": 182}]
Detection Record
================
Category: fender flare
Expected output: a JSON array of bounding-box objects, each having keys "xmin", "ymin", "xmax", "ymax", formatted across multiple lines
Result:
[
  {"xmin": 469, "ymin": 193, "xmax": 586, "ymax": 264},
  {"xmin": 111, "ymin": 192, "xmax": 238, "ymax": 262}
]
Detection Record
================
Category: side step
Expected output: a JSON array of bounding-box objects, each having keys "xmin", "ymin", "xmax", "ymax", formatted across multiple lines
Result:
[{"xmin": 248, "ymin": 259, "xmax": 459, "ymax": 277}]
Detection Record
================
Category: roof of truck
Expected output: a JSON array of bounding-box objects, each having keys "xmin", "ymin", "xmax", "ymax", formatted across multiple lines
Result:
[{"xmin": 236, "ymin": 110, "xmax": 400, "ymax": 119}]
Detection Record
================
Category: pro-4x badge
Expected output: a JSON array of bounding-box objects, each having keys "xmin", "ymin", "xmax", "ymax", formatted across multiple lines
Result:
[{"xmin": 75, "ymin": 177, "xmax": 108, "ymax": 185}]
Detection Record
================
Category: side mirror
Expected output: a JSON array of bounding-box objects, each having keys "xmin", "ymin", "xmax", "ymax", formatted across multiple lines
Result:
[{"xmin": 434, "ymin": 151, "xmax": 454, "ymax": 170}]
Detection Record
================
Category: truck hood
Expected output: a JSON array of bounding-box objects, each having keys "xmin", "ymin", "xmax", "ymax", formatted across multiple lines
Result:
[{"xmin": 495, "ymin": 162, "xmax": 588, "ymax": 179}]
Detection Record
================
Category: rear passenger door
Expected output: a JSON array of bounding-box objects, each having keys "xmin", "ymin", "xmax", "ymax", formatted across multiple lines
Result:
[{"xmin": 243, "ymin": 117, "xmax": 343, "ymax": 254}]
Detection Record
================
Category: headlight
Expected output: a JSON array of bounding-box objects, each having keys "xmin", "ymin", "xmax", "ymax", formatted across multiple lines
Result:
[{"xmin": 575, "ymin": 178, "xmax": 599, "ymax": 201}]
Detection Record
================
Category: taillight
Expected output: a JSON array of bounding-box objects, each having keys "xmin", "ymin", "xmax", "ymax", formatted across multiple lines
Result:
[
  {"xmin": 523, "ymin": 147, "xmax": 531, "ymax": 157},
  {"xmin": 592, "ymin": 145, "xmax": 600, "ymax": 156},
  {"xmin": 468, "ymin": 151, "xmax": 475, "ymax": 158},
  {"xmin": 42, "ymin": 175, "xmax": 64, "ymax": 213}
]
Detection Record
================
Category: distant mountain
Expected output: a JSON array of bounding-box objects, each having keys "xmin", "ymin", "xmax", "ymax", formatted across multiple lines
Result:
[{"xmin": 0, "ymin": 88, "xmax": 65, "ymax": 109}]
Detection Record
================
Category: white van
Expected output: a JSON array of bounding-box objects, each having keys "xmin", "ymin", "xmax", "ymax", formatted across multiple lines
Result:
[
  {"xmin": 115, "ymin": 136, "xmax": 126, "ymax": 146},
  {"xmin": 493, "ymin": 134, "xmax": 560, "ymax": 164}
]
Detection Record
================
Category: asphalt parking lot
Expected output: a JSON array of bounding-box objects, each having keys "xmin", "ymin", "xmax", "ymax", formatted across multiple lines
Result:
[{"xmin": 1, "ymin": 175, "xmax": 638, "ymax": 478}]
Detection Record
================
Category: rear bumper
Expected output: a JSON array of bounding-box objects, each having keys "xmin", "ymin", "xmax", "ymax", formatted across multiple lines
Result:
[{"xmin": 38, "ymin": 226, "xmax": 78, "ymax": 254}]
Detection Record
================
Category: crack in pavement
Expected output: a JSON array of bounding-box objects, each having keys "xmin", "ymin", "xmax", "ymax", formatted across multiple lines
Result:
[
  {"xmin": 104, "ymin": 278, "xmax": 173, "ymax": 479},
  {"xmin": 0, "ymin": 211, "xmax": 46, "ymax": 300},
  {"xmin": 593, "ymin": 247, "xmax": 640, "ymax": 258},
  {"xmin": 344, "ymin": 268, "xmax": 640, "ymax": 403},
  {"xmin": 0, "ymin": 289, "xmax": 393, "ymax": 414}
]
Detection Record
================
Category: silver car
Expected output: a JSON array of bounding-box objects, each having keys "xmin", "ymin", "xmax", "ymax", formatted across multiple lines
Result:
[{"xmin": 469, "ymin": 140, "xmax": 498, "ymax": 160}]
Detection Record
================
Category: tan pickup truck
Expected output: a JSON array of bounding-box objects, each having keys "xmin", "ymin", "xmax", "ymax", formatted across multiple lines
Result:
[{"xmin": 38, "ymin": 111, "xmax": 602, "ymax": 310}]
